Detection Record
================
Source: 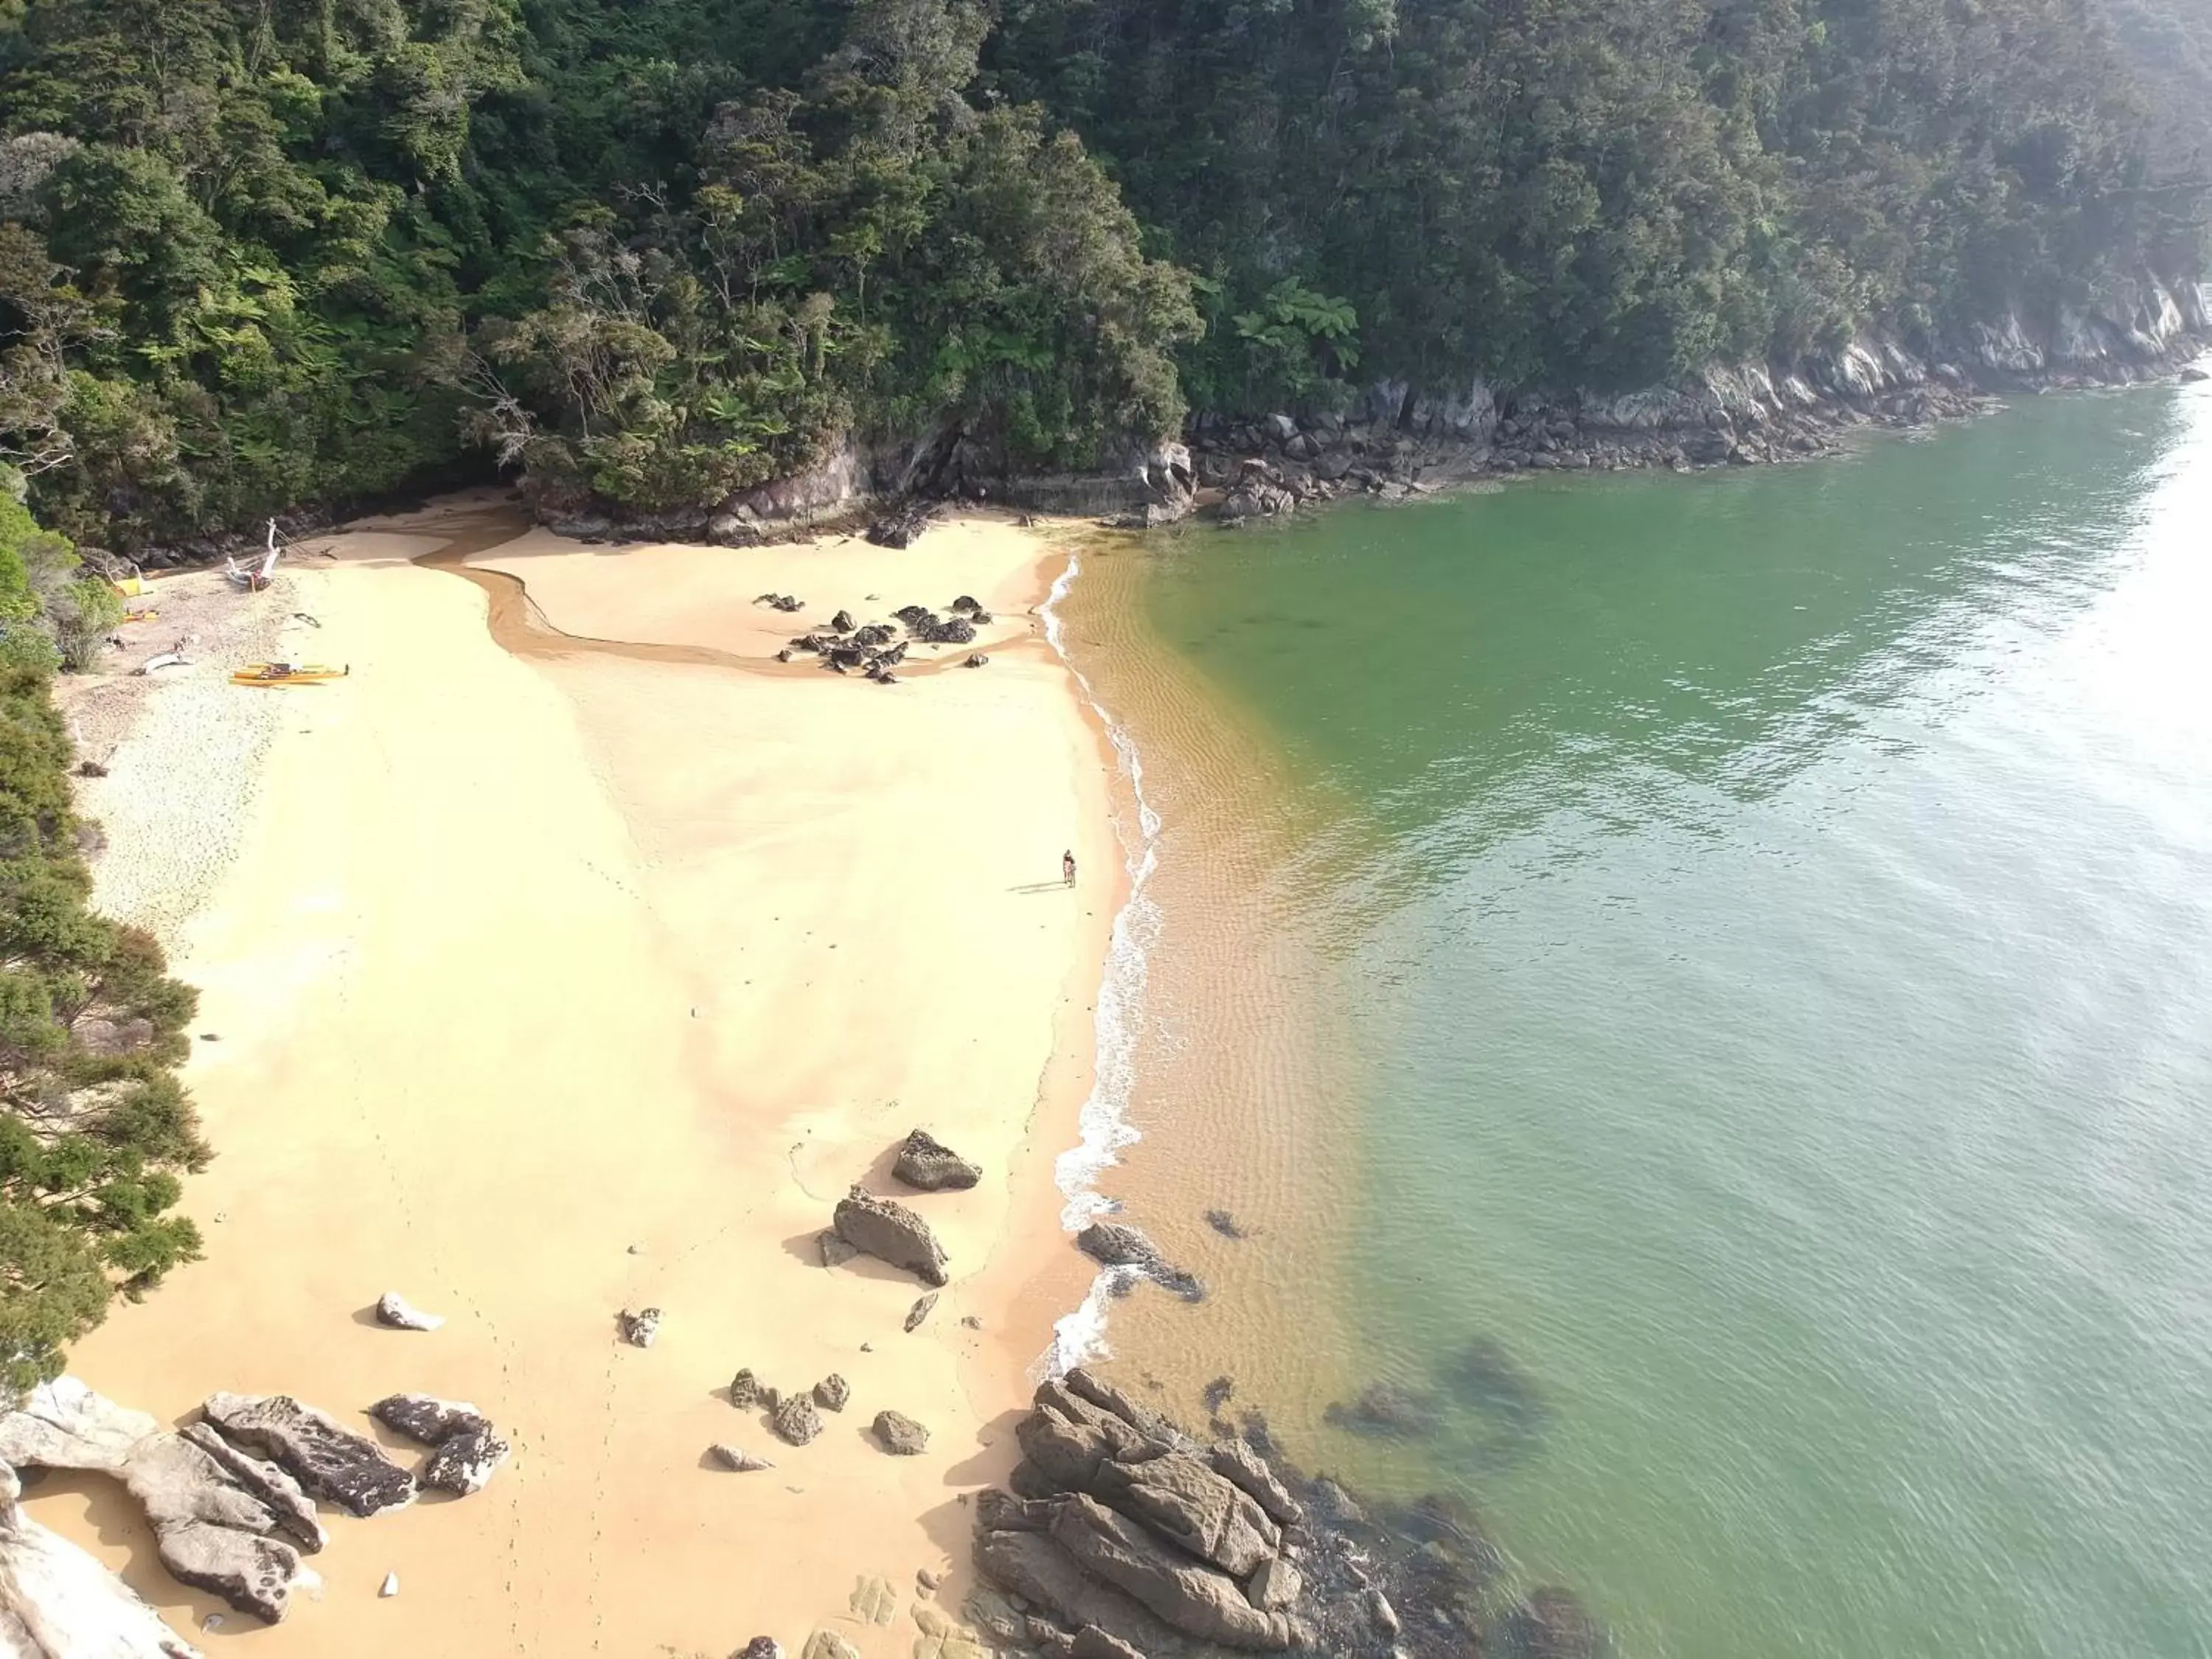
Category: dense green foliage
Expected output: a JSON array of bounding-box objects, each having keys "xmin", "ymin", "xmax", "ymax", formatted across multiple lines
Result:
[
  {"xmin": 0, "ymin": 489, "xmax": 206, "ymax": 1395},
  {"xmin": 0, "ymin": 0, "xmax": 2204, "ymax": 542}
]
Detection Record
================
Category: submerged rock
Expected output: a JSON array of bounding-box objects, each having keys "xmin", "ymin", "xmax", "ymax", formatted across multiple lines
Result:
[
  {"xmin": 832, "ymin": 1186, "xmax": 950, "ymax": 1286},
  {"xmin": 1074, "ymin": 1221, "xmax": 1204, "ymax": 1301},
  {"xmin": 1323, "ymin": 1382, "xmax": 1443, "ymax": 1439}
]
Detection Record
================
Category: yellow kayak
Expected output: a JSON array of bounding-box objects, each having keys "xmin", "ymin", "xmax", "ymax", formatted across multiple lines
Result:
[{"xmin": 232, "ymin": 661, "xmax": 349, "ymax": 686}]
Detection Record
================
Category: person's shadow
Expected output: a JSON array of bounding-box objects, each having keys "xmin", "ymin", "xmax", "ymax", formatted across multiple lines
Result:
[{"xmin": 1008, "ymin": 881, "xmax": 1072, "ymax": 894}]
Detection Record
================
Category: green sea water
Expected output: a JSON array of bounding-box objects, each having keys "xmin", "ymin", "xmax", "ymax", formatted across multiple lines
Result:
[{"xmin": 1135, "ymin": 386, "xmax": 2212, "ymax": 1659}]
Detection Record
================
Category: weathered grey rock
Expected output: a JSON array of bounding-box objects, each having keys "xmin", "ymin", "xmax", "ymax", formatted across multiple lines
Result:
[
  {"xmin": 728, "ymin": 1368, "xmax": 763, "ymax": 1408},
  {"xmin": 872, "ymin": 1411, "xmax": 928, "ymax": 1455},
  {"xmin": 374, "ymin": 1292, "xmax": 444, "ymax": 1332},
  {"xmin": 771, "ymin": 1393, "xmax": 822, "ymax": 1447},
  {"xmin": 1208, "ymin": 1438, "xmax": 1303, "ymax": 1527},
  {"xmin": 202, "ymin": 1394, "xmax": 415, "ymax": 1519},
  {"xmin": 710, "ymin": 1443, "xmax": 774, "ymax": 1472},
  {"xmin": 367, "ymin": 1394, "xmax": 484, "ymax": 1447},
  {"xmin": 618, "ymin": 1307, "xmax": 661, "ymax": 1347},
  {"xmin": 1060, "ymin": 1369, "xmax": 1186, "ymax": 1449},
  {"xmin": 961, "ymin": 1585, "xmax": 1026, "ymax": 1643},
  {"xmin": 800, "ymin": 1632, "xmax": 860, "ymax": 1659},
  {"xmin": 832, "ymin": 1186, "xmax": 949, "ymax": 1286},
  {"xmin": 1050, "ymin": 1495, "xmax": 1292, "ymax": 1650},
  {"xmin": 0, "ymin": 1376, "xmax": 157, "ymax": 1472},
  {"xmin": 1366, "ymin": 1587, "xmax": 1400, "ymax": 1636},
  {"xmin": 905, "ymin": 1293, "xmax": 939, "ymax": 1332},
  {"xmin": 891, "ymin": 1129, "xmax": 982, "ymax": 1191},
  {"xmin": 1248, "ymin": 1555, "xmax": 1302, "ymax": 1612},
  {"xmin": 1089, "ymin": 1450, "xmax": 1279, "ymax": 1576},
  {"xmin": 739, "ymin": 1638, "xmax": 784, "ymax": 1659},
  {"xmin": 122, "ymin": 1436, "xmax": 307, "ymax": 1624},
  {"xmin": 974, "ymin": 1527, "xmax": 1176, "ymax": 1654},
  {"xmin": 1071, "ymin": 1627, "xmax": 1148, "ymax": 1659},
  {"xmin": 422, "ymin": 1423, "xmax": 510, "ymax": 1496},
  {"xmin": 0, "ymin": 1463, "xmax": 206, "ymax": 1658},
  {"xmin": 178, "ymin": 1424, "xmax": 326, "ymax": 1552},
  {"xmin": 813, "ymin": 1374, "xmax": 850, "ymax": 1412},
  {"xmin": 2183, "ymin": 365, "xmax": 2210, "ymax": 383}
]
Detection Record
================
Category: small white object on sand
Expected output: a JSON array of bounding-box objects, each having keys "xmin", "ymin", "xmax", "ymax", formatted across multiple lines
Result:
[
  {"xmin": 379, "ymin": 1572, "xmax": 399, "ymax": 1599},
  {"xmin": 375, "ymin": 1292, "xmax": 444, "ymax": 1332}
]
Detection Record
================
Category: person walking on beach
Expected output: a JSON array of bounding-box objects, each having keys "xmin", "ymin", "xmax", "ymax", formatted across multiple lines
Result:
[{"xmin": 1062, "ymin": 849, "xmax": 1077, "ymax": 886}]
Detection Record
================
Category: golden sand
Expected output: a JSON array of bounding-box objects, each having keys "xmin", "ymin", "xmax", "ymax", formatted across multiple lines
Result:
[{"xmin": 26, "ymin": 496, "xmax": 1111, "ymax": 1658}]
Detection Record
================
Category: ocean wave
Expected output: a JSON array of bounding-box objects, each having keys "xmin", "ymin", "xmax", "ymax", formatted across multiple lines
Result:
[{"xmin": 1040, "ymin": 545, "xmax": 1160, "ymax": 1375}]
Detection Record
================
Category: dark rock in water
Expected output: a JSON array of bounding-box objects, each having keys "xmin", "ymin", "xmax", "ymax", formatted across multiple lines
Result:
[
  {"xmin": 1440, "ymin": 1335, "xmax": 1551, "ymax": 1437},
  {"xmin": 1074, "ymin": 1221, "xmax": 1204, "ymax": 1302},
  {"xmin": 1203, "ymin": 1376, "xmax": 1234, "ymax": 1414},
  {"xmin": 905, "ymin": 1293, "xmax": 939, "ymax": 1332},
  {"xmin": 422, "ymin": 1422, "xmax": 511, "ymax": 1496},
  {"xmin": 202, "ymin": 1393, "xmax": 415, "ymax": 1519},
  {"xmin": 728, "ymin": 1368, "xmax": 763, "ymax": 1408},
  {"xmin": 892, "ymin": 1127, "xmax": 983, "ymax": 1191},
  {"xmin": 771, "ymin": 1392, "xmax": 821, "ymax": 1446},
  {"xmin": 833, "ymin": 1186, "xmax": 950, "ymax": 1286},
  {"xmin": 1509, "ymin": 1585, "xmax": 1599, "ymax": 1658},
  {"xmin": 873, "ymin": 1411, "xmax": 929, "ymax": 1455},
  {"xmin": 1324, "ymin": 1382, "xmax": 1444, "ymax": 1439},
  {"xmin": 813, "ymin": 1374, "xmax": 850, "ymax": 1412},
  {"xmin": 1203, "ymin": 1208, "xmax": 1247, "ymax": 1240}
]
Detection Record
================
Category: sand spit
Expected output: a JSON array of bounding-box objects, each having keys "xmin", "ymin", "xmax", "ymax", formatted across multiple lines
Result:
[{"xmin": 26, "ymin": 496, "xmax": 1115, "ymax": 1658}]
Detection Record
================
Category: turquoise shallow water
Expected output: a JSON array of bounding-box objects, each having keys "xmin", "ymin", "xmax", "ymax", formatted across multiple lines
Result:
[{"xmin": 1135, "ymin": 388, "xmax": 2212, "ymax": 1659}]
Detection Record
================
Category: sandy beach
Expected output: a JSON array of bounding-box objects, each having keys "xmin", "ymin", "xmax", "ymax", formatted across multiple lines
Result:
[{"xmin": 27, "ymin": 495, "xmax": 1114, "ymax": 1658}]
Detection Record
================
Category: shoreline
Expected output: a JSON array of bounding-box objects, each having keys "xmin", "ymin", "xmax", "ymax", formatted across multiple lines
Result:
[{"xmin": 25, "ymin": 499, "xmax": 1122, "ymax": 1656}]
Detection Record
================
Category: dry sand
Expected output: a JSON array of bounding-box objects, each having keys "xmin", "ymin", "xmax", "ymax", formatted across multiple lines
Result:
[{"xmin": 25, "ymin": 497, "xmax": 1114, "ymax": 1658}]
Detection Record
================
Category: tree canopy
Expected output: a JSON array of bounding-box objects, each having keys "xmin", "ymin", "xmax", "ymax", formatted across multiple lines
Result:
[{"xmin": 0, "ymin": 0, "xmax": 2203, "ymax": 543}]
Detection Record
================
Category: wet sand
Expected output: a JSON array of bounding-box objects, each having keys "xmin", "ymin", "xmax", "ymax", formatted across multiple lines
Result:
[{"xmin": 26, "ymin": 495, "xmax": 1112, "ymax": 1658}]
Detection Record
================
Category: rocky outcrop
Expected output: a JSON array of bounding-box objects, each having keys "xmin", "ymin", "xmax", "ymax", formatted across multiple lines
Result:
[
  {"xmin": 202, "ymin": 1393, "xmax": 415, "ymax": 1519},
  {"xmin": 366, "ymin": 1398, "xmax": 512, "ymax": 1499},
  {"xmin": 0, "ymin": 1380, "xmax": 322, "ymax": 1627},
  {"xmin": 0, "ymin": 1463, "xmax": 204, "ymax": 1658},
  {"xmin": 891, "ymin": 1128, "xmax": 982, "ymax": 1192},
  {"xmin": 973, "ymin": 1368, "xmax": 1576, "ymax": 1659},
  {"xmin": 1185, "ymin": 275, "xmax": 2212, "ymax": 523},
  {"xmin": 832, "ymin": 1186, "xmax": 950, "ymax": 1286},
  {"xmin": 1074, "ymin": 1221, "xmax": 1203, "ymax": 1302}
]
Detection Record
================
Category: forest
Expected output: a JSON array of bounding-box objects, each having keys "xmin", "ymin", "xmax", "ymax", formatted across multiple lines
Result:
[{"xmin": 0, "ymin": 0, "xmax": 2206, "ymax": 546}]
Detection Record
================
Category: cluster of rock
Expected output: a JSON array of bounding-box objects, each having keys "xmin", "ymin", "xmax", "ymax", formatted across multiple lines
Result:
[
  {"xmin": 777, "ymin": 598, "xmax": 991, "ymax": 679},
  {"xmin": 866, "ymin": 501, "xmax": 939, "ymax": 548},
  {"xmin": 754, "ymin": 592, "xmax": 806, "ymax": 613},
  {"xmin": 1182, "ymin": 285, "xmax": 2212, "ymax": 526},
  {"xmin": 0, "ymin": 1377, "xmax": 509, "ymax": 1631},
  {"xmin": 970, "ymin": 1369, "xmax": 1598, "ymax": 1659}
]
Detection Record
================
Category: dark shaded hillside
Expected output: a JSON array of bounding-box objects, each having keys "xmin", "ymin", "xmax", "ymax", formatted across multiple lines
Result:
[{"xmin": 0, "ymin": 0, "xmax": 2205, "ymax": 547}]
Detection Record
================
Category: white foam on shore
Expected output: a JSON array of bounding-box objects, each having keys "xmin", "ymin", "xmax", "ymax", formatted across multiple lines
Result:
[{"xmin": 1039, "ymin": 545, "xmax": 1161, "ymax": 1375}]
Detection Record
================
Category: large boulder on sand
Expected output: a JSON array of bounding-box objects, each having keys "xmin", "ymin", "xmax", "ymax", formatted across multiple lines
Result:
[
  {"xmin": 872, "ymin": 1411, "xmax": 929, "ymax": 1455},
  {"xmin": 891, "ymin": 1129, "xmax": 982, "ymax": 1192},
  {"xmin": 203, "ymin": 1393, "xmax": 415, "ymax": 1519},
  {"xmin": 832, "ymin": 1186, "xmax": 949, "ymax": 1286}
]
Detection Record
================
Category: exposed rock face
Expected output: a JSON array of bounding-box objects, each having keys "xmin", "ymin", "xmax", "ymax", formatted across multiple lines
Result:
[
  {"xmin": 202, "ymin": 1394, "xmax": 415, "ymax": 1519},
  {"xmin": 0, "ymin": 1380, "xmax": 327, "ymax": 1626},
  {"xmin": 832, "ymin": 1186, "xmax": 950, "ymax": 1286},
  {"xmin": 374, "ymin": 1292, "xmax": 444, "ymax": 1332},
  {"xmin": 771, "ymin": 1394, "xmax": 823, "ymax": 1447},
  {"xmin": 1051, "ymin": 1494, "xmax": 1293, "ymax": 1649},
  {"xmin": 177, "ymin": 1424, "xmax": 326, "ymax": 1552},
  {"xmin": 367, "ymin": 1394, "xmax": 481, "ymax": 1446},
  {"xmin": 1074, "ymin": 1222, "xmax": 1203, "ymax": 1301},
  {"xmin": 891, "ymin": 1128, "xmax": 982, "ymax": 1191},
  {"xmin": 872, "ymin": 1411, "xmax": 929, "ymax": 1455},
  {"xmin": 0, "ymin": 1462, "xmax": 204, "ymax": 1658}
]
